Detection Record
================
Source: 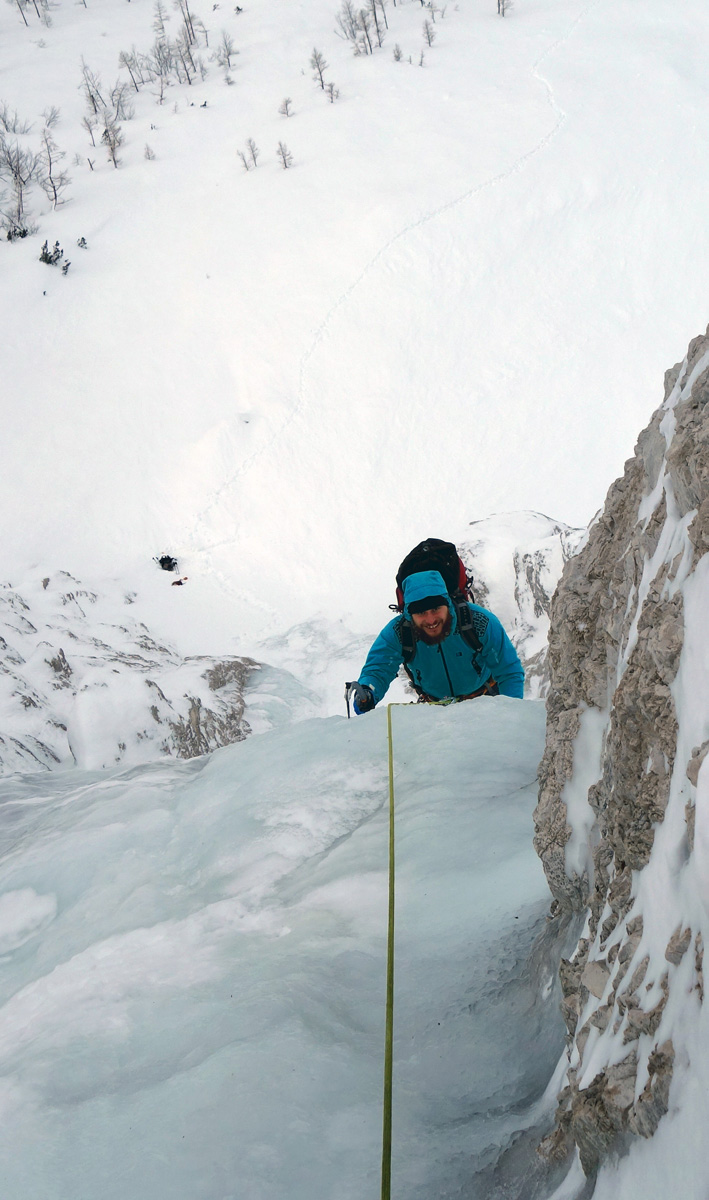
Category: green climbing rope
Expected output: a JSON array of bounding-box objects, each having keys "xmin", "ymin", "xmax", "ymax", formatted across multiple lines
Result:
[{"xmin": 381, "ymin": 703, "xmax": 396, "ymax": 1200}]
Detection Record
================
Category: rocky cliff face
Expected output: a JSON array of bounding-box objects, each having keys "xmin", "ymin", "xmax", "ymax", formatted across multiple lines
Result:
[{"xmin": 534, "ymin": 329, "xmax": 709, "ymax": 1176}]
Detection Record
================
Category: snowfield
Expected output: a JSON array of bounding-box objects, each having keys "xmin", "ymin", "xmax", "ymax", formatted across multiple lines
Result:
[{"xmin": 2, "ymin": 0, "xmax": 709, "ymax": 646}]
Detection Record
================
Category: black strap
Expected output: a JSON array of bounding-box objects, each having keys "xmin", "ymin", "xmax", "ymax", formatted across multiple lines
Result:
[{"xmin": 452, "ymin": 598, "xmax": 483, "ymax": 672}]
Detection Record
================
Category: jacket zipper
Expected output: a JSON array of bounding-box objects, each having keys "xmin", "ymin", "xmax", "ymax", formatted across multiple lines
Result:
[{"xmin": 438, "ymin": 644, "xmax": 455, "ymax": 696}]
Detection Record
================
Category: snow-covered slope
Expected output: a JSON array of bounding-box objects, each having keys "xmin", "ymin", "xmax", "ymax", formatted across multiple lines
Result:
[
  {"xmin": 0, "ymin": 699, "xmax": 566, "ymax": 1200},
  {"xmin": 0, "ymin": 570, "xmax": 319, "ymax": 774},
  {"xmin": 2, "ymin": 0, "xmax": 709, "ymax": 645}
]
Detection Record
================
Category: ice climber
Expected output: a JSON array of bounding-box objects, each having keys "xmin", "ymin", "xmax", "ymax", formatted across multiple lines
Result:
[{"xmin": 348, "ymin": 569, "xmax": 524, "ymax": 713}]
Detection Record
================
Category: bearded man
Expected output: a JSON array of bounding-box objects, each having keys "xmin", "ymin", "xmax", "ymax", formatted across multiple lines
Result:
[{"xmin": 348, "ymin": 569, "xmax": 524, "ymax": 714}]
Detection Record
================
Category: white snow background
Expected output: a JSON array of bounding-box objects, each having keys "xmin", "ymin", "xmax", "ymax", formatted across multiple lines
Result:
[
  {"xmin": 2, "ymin": 0, "xmax": 709, "ymax": 648},
  {"xmin": 2, "ymin": 0, "xmax": 709, "ymax": 1196}
]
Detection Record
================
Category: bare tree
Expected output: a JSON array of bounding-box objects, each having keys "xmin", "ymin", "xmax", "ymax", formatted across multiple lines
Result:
[
  {"xmin": 175, "ymin": 28, "xmax": 196, "ymax": 83},
  {"xmin": 276, "ymin": 141, "xmax": 293, "ymax": 169},
  {"xmin": 335, "ymin": 0, "xmax": 358, "ymax": 44},
  {"xmin": 9, "ymin": 0, "xmax": 29, "ymax": 27},
  {"xmin": 368, "ymin": 0, "xmax": 385, "ymax": 47},
  {"xmin": 0, "ymin": 103, "xmax": 32, "ymax": 134},
  {"xmin": 42, "ymin": 105, "xmax": 60, "ymax": 128},
  {"xmin": 498, "ymin": 0, "xmax": 512, "ymax": 13},
  {"xmin": 193, "ymin": 17, "xmax": 209, "ymax": 46},
  {"xmin": 335, "ymin": 0, "xmax": 387, "ymax": 56},
  {"xmin": 119, "ymin": 50, "xmax": 145, "ymax": 92},
  {"xmin": 310, "ymin": 47, "xmax": 328, "ymax": 88},
  {"xmin": 0, "ymin": 133, "xmax": 40, "ymax": 237},
  {"xmin": 392, "ymin": 42, "xmax": 402, "ymax": 60},
  {"xmin": 81, "ymin": 60, "xmax": 106, "ymax": 115},
  {"xmin": 153, "ymin": 0, "xmax": 168, "ymax": 35},
  {"xmin": 237, "ymin": 148, "xmax": 250, "ymax": 170},
  {"xmin": 101, "ymin": 112, "xmax": 124, "ymax": 168},
  {"xmin": 147, "ymin": 37, "xmax": 174, "ymax": 101},
  {"xmin": 144, "ymin": 143, "xmax": 156, "ymax": 159},
  {"xmin": 110, "ymin": 80, "xmax": 135, "ymax": 120},
  {"xmin": 39, "ymin": 126, "xmax": 70, "ymax": 207},
  {"xmin": 324, "ymin": 82, "xmax": 339, "ymax": 102},
  {"xmin": 174, "ymin": 0, "xmax": 196, "ymax": 43},
  {"xmin": 246, "ymin": 137, "xmax": 259, "ymax": 167},
  {"xmin": 278, "ymin": 97, "xmax": 293, "ymax": 117},
  {"xmin": 81, "ymin": 115, "xmax": 97, "ymax": 145},
  {"xmin": 422, "ymin": 18, "xmax": 435, "ymax": 45},
  {"xmin": 356, "ymin": 8, "xmax": 373, "ymax": 55},
  {"xmin": 215, "ymin": 29, "xmax": 235, "ymax": 67}
]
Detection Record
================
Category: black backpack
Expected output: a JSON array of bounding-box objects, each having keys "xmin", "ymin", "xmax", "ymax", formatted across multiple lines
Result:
[
  {"xmin": 393, "ymin": 537, "xmax": 473, "ymax": 611},
  {"xmin": 392, "ymin": 538, "xmax": 484, "ymax": 682}
]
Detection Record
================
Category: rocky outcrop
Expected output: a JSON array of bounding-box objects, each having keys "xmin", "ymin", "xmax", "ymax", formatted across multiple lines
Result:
[{"xmin": 534, "ymin": 328, "xmax": 709, "ymax": 1177}]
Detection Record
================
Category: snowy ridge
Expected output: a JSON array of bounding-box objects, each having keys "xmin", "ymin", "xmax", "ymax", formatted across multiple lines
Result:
[
  {"xmin": 0, "ymin": 570, "xmax": 318, "ymax": 774},
  {"xmin": 533, "ymin": 329, "xmax": 709, "ymax": 1196},
  {"xmin": 458, "ymin": 511, "xmax": 584, "ymax": 698}
]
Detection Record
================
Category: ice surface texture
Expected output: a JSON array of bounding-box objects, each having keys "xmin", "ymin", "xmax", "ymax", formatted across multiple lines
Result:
[{"xmin": 0, "ymin": 699, "xmax": 562, "ymax": 1200}]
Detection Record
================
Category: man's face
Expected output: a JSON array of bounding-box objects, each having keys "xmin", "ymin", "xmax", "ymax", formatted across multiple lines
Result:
[{"xmin": 411, "ymin": 604, "xmax": 450, "ymax": 643}]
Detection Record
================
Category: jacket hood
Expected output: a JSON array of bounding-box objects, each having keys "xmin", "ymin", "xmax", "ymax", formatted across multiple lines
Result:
[{"xmin": 402, "ymin": 570, "xmax": 454, "ymax": 622}]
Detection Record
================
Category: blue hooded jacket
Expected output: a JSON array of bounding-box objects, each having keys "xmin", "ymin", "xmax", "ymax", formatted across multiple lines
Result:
[{"xmin": 358, "ymin": 570, "xmax": 524, "ymax": 704}]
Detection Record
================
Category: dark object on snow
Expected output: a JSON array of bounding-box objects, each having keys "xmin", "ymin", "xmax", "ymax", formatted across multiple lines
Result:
[
  {"xmin": 39, "ymin": 240, "xmax": 62, "ymax": 265},
  {"xmin": 155, "ymin": 554, "xmax": 179, "ymax": 572},
  {"xmin": 393, "ymin": 537, "xmax": 473, "ymax": 612},
  {"xmin": 171, "ymin": 577, "xmax": 189, "ymax": 586}
]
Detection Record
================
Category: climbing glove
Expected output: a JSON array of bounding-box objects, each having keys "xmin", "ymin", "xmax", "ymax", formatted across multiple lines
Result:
[{"xmin": 348, "ymin": 682, "xmax": 375, "ymax": 715}]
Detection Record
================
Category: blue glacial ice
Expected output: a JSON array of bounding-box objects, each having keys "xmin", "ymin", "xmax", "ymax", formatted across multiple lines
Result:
[{"xmin": 0, "ymin": 698, "xmax": 567, "ymax": 1200}]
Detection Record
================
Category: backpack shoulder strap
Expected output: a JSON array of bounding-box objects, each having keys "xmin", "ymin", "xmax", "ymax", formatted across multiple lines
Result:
[
  {"xmin": 453, "ymin": 599, "xmax": 484, "ymax": 667},
  {"xmin": 393, "ymin": 616, "xmax": 425, "ymax": 694},
  {"xmin": 394, "ymin": 615, "xmax": 416, "ymax": 664}
]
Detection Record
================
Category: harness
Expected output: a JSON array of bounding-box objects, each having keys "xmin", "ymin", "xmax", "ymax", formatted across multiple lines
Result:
[{"xmin": 395, "ymin": 598, "xmax": 495, "ymax": 701}]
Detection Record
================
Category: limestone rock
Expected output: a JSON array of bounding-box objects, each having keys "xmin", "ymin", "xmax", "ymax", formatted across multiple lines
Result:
[
  {"xmin": 627, "ymin": 1042, "xmax": 675, "ymax": 1139},
  {"xmin": 695, "ymin": 933, "xmax": 704, "ymax": 1002},
  {"xmin": 581, "ymin": 959, "xmax": 611, "ymax": 1000},
  {"xmin": 569, "ymin": 1053, "xmax": 638, "ymax": 1175},
  {"xmin": 535, "ymin": 326, "xmax": 709, "ymax": 1175},
  {"xmin": 687, "ymin": 741, "xmax": 709, "ymax": 787},
  {"xmin": 665, "ymin": 925, "xmax": 692, "ymax": 966}
]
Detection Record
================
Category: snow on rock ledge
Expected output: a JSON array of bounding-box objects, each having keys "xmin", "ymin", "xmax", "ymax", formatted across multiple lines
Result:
[{"xmin": 534, "ymin": 329, "xmax": 709, "ymax": 1177}]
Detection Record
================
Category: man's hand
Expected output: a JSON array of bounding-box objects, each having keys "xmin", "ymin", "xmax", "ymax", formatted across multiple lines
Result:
[{"xmin": 347, "ymin": 682, "xmax": 375, "ymax": 715}]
